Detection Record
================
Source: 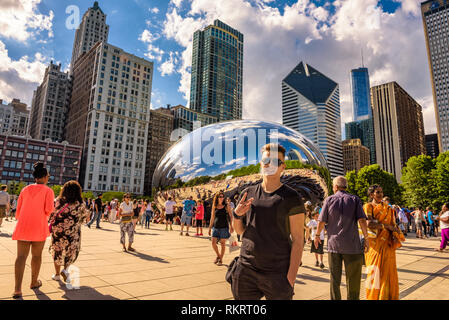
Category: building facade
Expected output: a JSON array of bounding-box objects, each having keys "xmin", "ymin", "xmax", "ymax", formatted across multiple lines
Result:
[
  {"xmin": 144, "ymin": 107, "xmax": 174, "ymax": 195},
  {"xmin": 422, "ymin": 0, "xmax": 449, "ymax": 152},
  {"xmin": 342, "ymin": 138, "xmax": 370, "ymax": 173},
  {"xmin": 351, "ymin": 67, "xmax": 372, "ymax": 121},
  {"xmin": 345, "ymin": 118, "xmax": 376, "ymax": 164},
  {"xmin": 70, "ymin": 1, "xmax": 109, "ymax": 73},
  {"xmin": 171, "ymin": 104, "xmax": 218, "ymax": 139},
  {"xmin": 190, "ymin": 20, "xmax": 243, "ymax": 121},
  {"xmin": 0, "ymin": 99, "xmax": 29, "ymax": 136},
  {"xmin": 282, "ymin": 61, "xmax": 343, "ymax": 178},
  {"xmin": 28, "ymin": 62, "xmax": 71, "ymax": 142},
  {"xmin": 0, "ymin": 134, "xmax": 81, "ymax": 186},
  {"xmin": 425, "ymin": 133, "xmax": 440, "ymax": 159},
  {"xmin": 67, "ymin": 42, "xmax": 153, "ymax": 194},
  {"xmin": 371, "ymin": 82, "xmax": 426, "ymax": 181}
]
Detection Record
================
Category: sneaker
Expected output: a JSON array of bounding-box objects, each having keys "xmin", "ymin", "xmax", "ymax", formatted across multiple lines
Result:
[
  {"xmin": 320, "ymin": 263, "xmax": 325, "ymax": 269},
  {"xmin": 61, "ymin": 269, "xmax": 71, "ymax": 283},
  {"xmin": 315, "ymin": 261, "xmax": 319, "ymax": 267},
  {"xmin": 199, "ymin": 233, "xmax": 203, "ymax": 236},
  {"xmin": 186, "ymin": 233, "xmax": 190, "ymax": 236},
  {"xmin": 51, "ymin": 274, "xmax": 61, "ymax": 281},
  {"xmin": 180, "ymin": 232, "xmax": 183, "ymax": 236},
  {"xmin": 86, "ymin": 224, "xmax": 91, "ymax": 229},
  {"xmin": 195, "ymin": 233, "xmax": 199, "ymax": 236}
]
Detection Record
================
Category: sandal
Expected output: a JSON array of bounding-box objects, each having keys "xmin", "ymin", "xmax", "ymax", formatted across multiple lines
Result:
[
  {"xmin": 214, "ymin": 256, "xmax": 220, "ymax": 264},
  {"xmin": 217, "ymin": 259, "xmax": 223, "ymax": 266},
  {"xmin": 12, "ymin": 292, "xmax": 22, "ymax": 299},
  {"xmin": 30, "ymin": 280, "xmax": 42, "ymax": 290},
  {"xmin": 128, "ymin": 247, "xmax": 135, "ymax": 252},
  {"xmin": 122, "ymin": 247, "xmax": 127, "ymax": 252}
]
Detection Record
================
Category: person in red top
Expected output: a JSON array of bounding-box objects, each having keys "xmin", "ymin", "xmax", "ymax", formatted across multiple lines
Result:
[
  {"xmin": 12, "ymin": 162, "xmax": 55, "ymax": 299},
  {"xmin": 195, "ymin": 200, "xmax": 205, "ymax": 236}
]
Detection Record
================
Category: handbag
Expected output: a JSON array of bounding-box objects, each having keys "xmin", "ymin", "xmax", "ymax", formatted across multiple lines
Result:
[{"xmin": 49, "ymin": 204, "xmax": 69, "ymax": 233}]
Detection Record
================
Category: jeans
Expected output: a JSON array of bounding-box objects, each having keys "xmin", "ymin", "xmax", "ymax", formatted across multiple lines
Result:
[
  {"xmin": 328, "ymin": 252, "xmax": 364, "ymax": 300},
  {"xmin": 145, "ymin": 213, "xmax": 151, "ymax": 228},
  {"xmin": 429, "ymin": 223, "xmax": 435, "ymax": 237},
  {"xmin": 88, "ymin": 210, "xmax": 101, "ymax": 227}
]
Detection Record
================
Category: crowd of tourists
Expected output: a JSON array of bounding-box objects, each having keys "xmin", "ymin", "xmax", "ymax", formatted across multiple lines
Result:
[{"xmin": 5, "ymin": 142, "xmax": 449, "ymax": 300}]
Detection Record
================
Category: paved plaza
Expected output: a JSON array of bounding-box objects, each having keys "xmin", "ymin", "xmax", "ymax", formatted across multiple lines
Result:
[{"xmin": 0, "ymin": 219, "xmax": 448, "ymax": 300}]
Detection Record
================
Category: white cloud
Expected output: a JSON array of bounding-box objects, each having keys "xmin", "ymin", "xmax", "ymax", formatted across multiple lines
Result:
[
  {"xmin": 171, "ymin": 0, "xmax": 184, "ymax": 8},
  {"xmin": 158, "ymin": 52, "xmax": 178, "ymax": 76},
  {"xmin": 0, "ymin": 40, "xmax": 48, "ymax": 107},
  {"xmin": 150, "ymin": 7, "xmax": 160, "ymax": 14},
  {"xmin": 161, "ymin": 0, "xmax": 437, "ymax": 137},
  {"xmin": 0, "ymin": 0, "xmax": 54, "ymax": 42}
]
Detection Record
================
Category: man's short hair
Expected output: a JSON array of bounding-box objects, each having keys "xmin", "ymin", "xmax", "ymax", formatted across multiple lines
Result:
[
  {"xmin": 333, "ymin": 176, "xmax": 347, "ymax": 189},
  {"xmin": 0, "ymin": 185, "xmax": 7, "ymax": 190},
  {"xmin": 261, "ymin": 143, "xmax": 286, "ymax": 158}
]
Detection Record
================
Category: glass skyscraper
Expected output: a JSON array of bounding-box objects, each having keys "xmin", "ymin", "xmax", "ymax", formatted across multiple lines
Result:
[
  {"xmin": 282, "ymin": 62, "xmax": 343, "ymax": 178},
  {"xmin": 189, "ymin": 20, "xmax": 243, "ymax": 121},
  {"xmin": 351, "ymin": 67, "xmax": 371, "ymax": 121}
]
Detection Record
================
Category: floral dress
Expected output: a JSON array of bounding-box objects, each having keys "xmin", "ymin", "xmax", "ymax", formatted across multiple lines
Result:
[{"xmin": 49, "ymin": 200, "xmax": 89, "ymax": 266}]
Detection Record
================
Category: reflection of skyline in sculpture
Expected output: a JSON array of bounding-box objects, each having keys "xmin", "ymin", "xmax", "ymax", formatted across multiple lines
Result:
[{"xmin": 152, "ymin": 120, "xmax": 328, "ymax": 189}]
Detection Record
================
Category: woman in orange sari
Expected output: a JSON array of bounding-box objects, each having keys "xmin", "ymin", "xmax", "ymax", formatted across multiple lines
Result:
[{"xmin": 363, "ymin": 185, "xmax": 405, "ymax": 300}]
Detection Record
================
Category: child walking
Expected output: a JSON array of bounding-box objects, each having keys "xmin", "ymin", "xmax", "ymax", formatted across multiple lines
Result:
[
  {"xmin": 306, "ymin": 211, "xmax": 325, "ymax": 269},
  {"xmin": 195, "ymin": 200, "xmax": 204, "ymax": 236}
]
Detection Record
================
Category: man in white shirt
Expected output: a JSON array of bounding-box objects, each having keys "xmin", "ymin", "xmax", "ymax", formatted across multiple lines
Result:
[
  {"xmin": 0, "ymin": 185, "xmax": 10, "ymax": 229},
  {"xmin": 165, "ymin": 197, "xmax": 177, "ymax": 231}
]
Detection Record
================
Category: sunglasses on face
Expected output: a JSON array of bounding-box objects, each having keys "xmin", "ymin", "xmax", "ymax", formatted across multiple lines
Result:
[
  {"xmin": 261, "ymin": 157, "xmax": 284, "ymax": 166},
  {"xmin": 218, "ymin": 195, "xmax": 224, "ymax": 198}
]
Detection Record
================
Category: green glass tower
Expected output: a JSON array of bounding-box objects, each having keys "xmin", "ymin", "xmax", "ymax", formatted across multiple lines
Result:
[{"xmin": 189, "ymin": 20, "xmax": 243, "ymax": 121}]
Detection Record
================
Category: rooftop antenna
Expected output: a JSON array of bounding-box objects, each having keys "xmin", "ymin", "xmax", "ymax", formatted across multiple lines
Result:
[{"xmin": 361, "ymin": 47, "xmax": 364, "ymax": 68}]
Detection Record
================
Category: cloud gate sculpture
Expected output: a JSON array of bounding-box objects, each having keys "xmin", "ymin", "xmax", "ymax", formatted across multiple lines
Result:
[{"xmin": 152, "ymin": 120, "xmax": 331, "ymax": 213}]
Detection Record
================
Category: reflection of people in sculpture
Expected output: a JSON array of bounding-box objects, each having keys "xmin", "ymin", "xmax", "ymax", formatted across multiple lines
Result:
[{"xmin": 231, "ymin": 143, "xmax": 305, "ymax": 300}]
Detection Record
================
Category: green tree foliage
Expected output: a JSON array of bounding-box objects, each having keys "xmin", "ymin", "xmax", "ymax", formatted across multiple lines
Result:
[
  {"xmin": 346, "ymin": 164, "xmax": 402, "ymax": 204},
  {"xmin": 432, "ymin": 152, "xmax": 449, "ymax": 210},
  {"xmin": 82, "ymin": 191, "xmax": 95, "ymax": 200},
  {"xmin": 101, "ymin": 191, "xmax": 125, "ymax": 202},
  {"xmin": 7, "ymin": 181, "xmax": 26, "ymax": 196},
  {"xmin": 50, "ymin": 185, "xmax": 63, "ymax": 197}
]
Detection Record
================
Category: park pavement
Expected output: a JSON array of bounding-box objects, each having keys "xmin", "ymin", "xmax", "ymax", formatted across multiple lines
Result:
[{"xmin": 0, "ymin": 218, "xmax": 448, "ymax": 300}]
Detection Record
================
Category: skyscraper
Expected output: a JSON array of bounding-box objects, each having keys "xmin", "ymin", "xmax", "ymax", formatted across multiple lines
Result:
[
  {"xmin": 345, "ymin": 118, "xmax": 376, "ymax": 164},
  {"xmin": 67, "ymin": 42, "xmax": 153, "ymax": 194},
  {"xmin": 28, "ymin": 62, "xmax": 72, "ymax": 142},
  {"xmin": 425, "ymin": 133, "xmax": 440, "ymax": 158},
  {"xmin": 189, "ymin": 20, "xmax": 243, "ymax": 121},
  {"xmin": 351, "ymin": 67, "xmax": 371, "ymax": 121},
  {"xmin": 371, "ymin": 82, "xmax": 426, "ymax": 181},
  {"xmin": 70, "ymin": 1, "xmax": 109, "ymax": 72},
  {"xmin": 422, "ymin": 0, "xmax": 449, "ymax": 152},
  {"xmin": 0, "ymin": 99, "xmax": 29, "ymax": 136},
  {"xmin": 342, "ymin": 139, "xmax": 370, "ymax": 173},
  {"xmin": 282, "ymin": 61, "xmax": 343, "ymax": 177}
]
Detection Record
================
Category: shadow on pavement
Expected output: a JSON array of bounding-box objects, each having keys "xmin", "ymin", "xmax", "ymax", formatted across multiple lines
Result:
[
  {"xmin": 126, "ymin": 251, "xmax": 169, "ymax": 263},
  {"xmin": 56, "ymin": 282, "xmax": 119, "ymax": 300},
  {"xmin": 0, "ymin": 233, "xmax": 12, "ymax": 238}
]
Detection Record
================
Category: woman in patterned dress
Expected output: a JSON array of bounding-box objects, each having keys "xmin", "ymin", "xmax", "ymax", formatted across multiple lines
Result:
[{"xmin": 48, "ymin": 181, "xmax": 89, "ymax": 285}]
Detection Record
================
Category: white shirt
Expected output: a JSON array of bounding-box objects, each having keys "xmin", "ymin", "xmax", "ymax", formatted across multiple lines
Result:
[
  {"xmin": 307, "ymin": 219, "xmax": 324, "ymax": 240},
  {"xmin": 120, "ymin": 202, "xmax": 133, "ymax": 215},
  {"xmin": 165, "ymin": 200, "xmax": 176, "ymax": 215},
  {"xmin": 440, "ymin": 211, "xmax": 449, "ymax": 229}
]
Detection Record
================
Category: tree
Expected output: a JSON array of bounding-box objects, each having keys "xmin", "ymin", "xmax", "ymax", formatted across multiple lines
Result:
[
  {"xmin": 82, "ymin": 191, "xmax": 95, "ymax": 200},
  {"xmin": 432, "ymin": 152, "xmax": 449, "ymax": 211},
  {"xmin": 346, "ymin": 164, "xmax": 402, "ymax": 204},
  {"xmin": 401, "ymin": 155, "xmax": 436, "ymax": 209},
  {"xmin": 50, "ymin": 185, "xmax": 63, "ymax": 198},
  {"xmin": 8, "ymin": 181, "xmax": 26, "ymax": 196},
  {"xmin": 101, "ymin": 192, "xmax": 125, "ymax": 202}
]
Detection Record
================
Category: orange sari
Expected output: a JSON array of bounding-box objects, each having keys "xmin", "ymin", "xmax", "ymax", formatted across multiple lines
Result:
[{"xmin": 363, "ymin": 202, "xmax": 405, "ymax": 300}]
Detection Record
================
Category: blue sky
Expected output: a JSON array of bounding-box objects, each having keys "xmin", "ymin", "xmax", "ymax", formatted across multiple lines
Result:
[{"xmin": 0, "ymin": 0, "xmax": 437, "ymax": 137}]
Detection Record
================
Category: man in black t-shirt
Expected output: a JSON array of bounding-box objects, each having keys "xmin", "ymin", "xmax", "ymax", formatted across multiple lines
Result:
[
  {"xmin": 87, "ymin": 194, "xmax": 103, "ymax": 229},
  {"xmin": 232, "ymin": 143, "xmax": 305, "ymax": 300}
]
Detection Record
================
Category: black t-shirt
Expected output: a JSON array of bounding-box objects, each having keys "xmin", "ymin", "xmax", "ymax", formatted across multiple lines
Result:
[
  {"xmin": 95, "ymin": 198, "xmax": 102, "ymax": 212},
  {"xmin": 213, "ymin": 207, "xmax": 229, "ymax": 228},
  {"xmin": 238, "ymin": 183, "xmax": 305, "ymax": 273}
]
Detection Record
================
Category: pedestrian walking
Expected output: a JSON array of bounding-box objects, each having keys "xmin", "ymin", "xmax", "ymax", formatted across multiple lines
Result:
[
  {"xmin": 195, "ymin": 200, "xmax": 204, "ymax": 236},
  {"xmin": 109, "ymin": 199, "xmax": 117, "ymax": 224},
  {"xmin": 132, "ymin": 200, "xmax": 140, "ymax": 231},
  {"xmin": 314, "ymin": 176, "xmax": 369, "ymax": 300},
  {"xmin": 306, "ymin": 211, "xmax": 325, "ymax": 269},
  {"xmin": 413, "ymin": 207, "xmax": 425, "ymax": 239},
  {"xmin": 363, "ymin": 185, "xmax": 405, "ymax": 300},
  {"xmin": 144, "ymin": 201, "xmax": 153, "ymax": 229},
  {"xmin": 86, "ymin": 194, "xmax": 103, "ymax": 229},
  {"xmin": 119, "ymin": 194, "xmax": 135, "ymax": 252},
  {"xmin": 426, "ymin": 207, "xmax": 435, "ymax": 237},
  {"xmin": 398, "ymin": 207, "xmax": 408, "ymax": 236},
  {"xmin": 435, "ymin": 203, "xmax": 449, "ymax": 252},
  {"xmin": 180, "ymin": 196, "xmax": 196, "ymax": 236},
  {"xmin": 165, "ymin": 197, "xmax": 176, "ymax": 231},
  {"xmin": 208, "ymin": 193, "xmax": 233, "ymax": 265},
  {"xmin": 0, "ymin": 185, "xmax": 10, "ymax": 231},
  {"xmin": 231, "ymin": 143, "xmax": 305, "ymax": 300},
  {"xmin": 49, "ymin": 181, "xmax": 89, "ymax": 285},
  {"xmin": 12, "ymin": 162, "xmax": 55, "ymax": 299}
]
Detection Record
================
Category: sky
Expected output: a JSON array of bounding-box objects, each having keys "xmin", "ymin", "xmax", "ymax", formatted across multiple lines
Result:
[{"xmin": 0, "ymin": 0, "xmax": 437, "ymax": 138}]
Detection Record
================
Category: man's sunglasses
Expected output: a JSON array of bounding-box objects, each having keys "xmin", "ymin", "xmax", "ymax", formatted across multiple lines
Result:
[{"xmin": 261, "ymin": 157, "xmax": 284, "ymax": 166}]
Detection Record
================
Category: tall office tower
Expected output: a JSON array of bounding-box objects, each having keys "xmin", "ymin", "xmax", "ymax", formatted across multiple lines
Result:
[
  {"xmin": 345, "ymin": 118, "xmax": 376, "ymax": 164},
  {"xmin": 190, "ymin": 20, "xmax": 243, "ymax": 121},
  {"xmin": 171, "ymin": 104, "xmax": 217, "ymax": 136},
  {"xmin": 67, "ymin": 42, "xmax": 153, "ymax": 194},
  {"xmin": 422, "ymin": 1, "xmax": 449, "ymax": 152},
  {"xmin": 282, "ymin": 61, "xmax": 343, "ymax": 178},
  {"xmin": 144, "ymin": 107, "xmax": 174, "ymax": 195},
  {"xmin": 425, "ymin": 133, "xmax": 440, "ymax": 158},
  {"xmin": 28, "ymin": 62, "xmax": 72, "ymax": 142},
  {"xmin": 351, "ymin": 67, "xmax": 371, "ymax": 121},
  {"xmin": 371, "ymin": 82, "xmax": 426, "ymax": 181},
  {"xmin": 70, "ymin": 1, "xmax": 109, "ymax": 73},
  {"xmin": 0, "ymin": 99, "xmax": 29, "ymax": 136},
  {"xmin": 342, "ymin": 139, "xmax": 370, "ymax": 173}
]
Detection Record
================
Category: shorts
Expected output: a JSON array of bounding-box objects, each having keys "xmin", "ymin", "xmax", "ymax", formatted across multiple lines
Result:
[
  {"xmin": 212, "ymin": 227, "xmax": 230, "ymax": 240},
  {"xmin": 166, "ymin": 213, "xmax": 175, "ymax": 222},
  {"xmin": 311, "ymin": 240, "xmax": 324, "ymax": 254},
  {"xmin": 195, "ymin": 219, "xmax": 203, "ymax": 227},
  {"xmin": 181, "ymin": 214, "xmax": 192, "ymax": 225},
  {"xmin": 416, "ymin": 221, "xmax": 423, "ymax": 230},
  {"xmin": 0, "ymin": 206, "xmax": 6, "ymax": 218}
]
